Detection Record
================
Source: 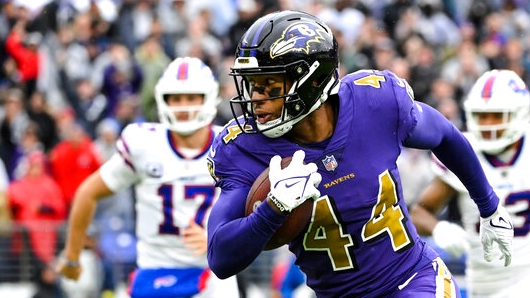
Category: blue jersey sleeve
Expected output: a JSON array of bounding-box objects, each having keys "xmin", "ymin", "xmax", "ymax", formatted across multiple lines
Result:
[{"xmin": 404, "ymin": 102, "xmax": 499, "ymax": 217}]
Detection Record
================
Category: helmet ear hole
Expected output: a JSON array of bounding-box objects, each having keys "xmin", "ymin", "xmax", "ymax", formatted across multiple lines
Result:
[{"xmin": 284, "ymin": 95, "xmax": 305, "ymax": 117}]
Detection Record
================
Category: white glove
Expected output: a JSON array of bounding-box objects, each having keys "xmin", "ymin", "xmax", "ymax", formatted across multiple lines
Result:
[
  {"xmin": 268, "ymin": 150, "xmax": 322, "ymax": 213},
  {"xmin": 480, "ymin": 204, "xmax": 514, "ymax": 267},
  {"xmin": 432, "ymin": 220, "xmax": 469, "ymax": 258}
]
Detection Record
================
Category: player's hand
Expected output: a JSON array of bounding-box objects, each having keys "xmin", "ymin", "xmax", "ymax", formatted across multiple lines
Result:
[
  {"xmin": 56, "ymin": 257, "xmax": 82, "ymax": 280},
  {"xmin": 480, "ymin": 204, "xmax": 514, "ymax": 267},
  {"xmin": 268, "ymin": 150, "xmax": 321, "ymax": 213},
  {"xmin": 183, "ymin": 219, "xmax": 207, "ymax": 256},
  {"xmin": 432, "ymin": 220, "xmax": 469, "ymax": 258}
]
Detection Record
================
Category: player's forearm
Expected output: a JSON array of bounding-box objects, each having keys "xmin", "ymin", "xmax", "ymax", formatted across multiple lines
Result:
[
  {"xmin": 409, "ymin": 204, "xmax": 438, "ymax": 236},
  {"xmin": 64, "ymin": 173, "xmax": 109, "ymax": 260},
  {"xmin": 430, "ymin": 131, "xmax": 498, "ymax": 217},
  {"xmin": 207, "ymin": 191, "xmax": 285, "ymax": 278},
  {"xmin": 63, "ymin": 191, "xmax": 98, "ymax": 261}
]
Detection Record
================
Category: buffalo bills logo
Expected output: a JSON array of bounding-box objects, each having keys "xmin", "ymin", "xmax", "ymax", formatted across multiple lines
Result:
[
  {"xmin": 508, "ymin": 79, "xmax": 528, "ymax": 95},
  {"xmin": 153, "ymin": 275, "xmax": 177, "ymax": 289},
  {"xmin": 270, "ymin": 21, "xmax": 329, "ymax": 58}
]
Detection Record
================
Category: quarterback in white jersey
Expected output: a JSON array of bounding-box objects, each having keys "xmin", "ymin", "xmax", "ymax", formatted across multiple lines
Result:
[
  {"xmin": 57, "ymin": 57, "xmax": 239, "ymax": 298},
  {"xmin": 411, "ymin": 69, "xmax": 527, "ymax": 298}
]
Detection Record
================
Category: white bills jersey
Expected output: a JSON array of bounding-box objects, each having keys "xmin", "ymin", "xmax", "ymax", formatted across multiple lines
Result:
[
  {"xmin": 432, "ymin": 131, "xmax": 530, "ymax": 298},
  {"xmin": 100, "ymin": 122, "xmax": 218, "ymax": 268}
]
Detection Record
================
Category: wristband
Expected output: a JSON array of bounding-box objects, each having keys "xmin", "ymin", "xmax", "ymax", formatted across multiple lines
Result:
[
  {"xmin": 267, "ymin": 193, "xmax": 290, "ymax": 215},
  {"xmin": 62, "ymin": 257, "xmax": 80, "ymax": 268}
]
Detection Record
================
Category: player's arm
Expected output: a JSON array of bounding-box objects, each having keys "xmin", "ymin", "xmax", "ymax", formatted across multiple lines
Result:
[
  {"xmin": 207, "ymin": 186, "xmax": 287, "ymax": 279},
  {"xmin": 404, "ymin": 102, "xmax": 513, "ymax": 265},
  {"xmin": 410, "ymin": 177, "xmax": 456, "ymax": 235},
  {"xmin": 56, "ymin": 170, "xmax": 114, "ymax": 280},
  {"xmin": 410, "ymin": 177, "xmax": 470, "ymax": 258}
]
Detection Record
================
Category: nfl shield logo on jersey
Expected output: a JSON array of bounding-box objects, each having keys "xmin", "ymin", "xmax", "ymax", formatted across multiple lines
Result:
[
  {"xmin": 322, "ymin": 155, "xmax": 338, "ymax": 171},
  {"xmin": 146, "ymin": 162, "xmax": 163, "ymax": 178}
]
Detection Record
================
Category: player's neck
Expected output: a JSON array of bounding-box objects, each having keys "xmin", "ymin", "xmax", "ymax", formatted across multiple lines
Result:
[
  {"xmin": 286, "ymin": 99, "xmax": 336, "ymax": 144},
  {"xmin": 170, "ymin": 126, "xmax": 211, "ymax": 150}
]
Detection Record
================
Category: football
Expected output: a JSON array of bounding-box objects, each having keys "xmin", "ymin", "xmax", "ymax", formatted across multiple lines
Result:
[{"xmin": 245, "ymin": 156, "xmax": 314, "ymax": 250}]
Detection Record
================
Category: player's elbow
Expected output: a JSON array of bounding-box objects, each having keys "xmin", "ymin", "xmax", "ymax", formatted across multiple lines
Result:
[{"xmin": 207, "ymin": 251, "xmax": 237, "ymax": 279}]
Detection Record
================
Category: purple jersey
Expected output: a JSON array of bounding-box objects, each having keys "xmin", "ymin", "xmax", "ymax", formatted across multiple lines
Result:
[{"xmin": 208, "ymin": 70, "xmax": 438, "ymax": 296}]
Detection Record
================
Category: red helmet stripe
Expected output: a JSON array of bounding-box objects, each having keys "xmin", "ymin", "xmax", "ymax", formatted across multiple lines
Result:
[
  {"xmin": 177, "ymin": 61, "xmax": 189, "ymax": 80},
  {"xmin": 481, "ymin": 73, "xmax": 498, "ymax": 99}
]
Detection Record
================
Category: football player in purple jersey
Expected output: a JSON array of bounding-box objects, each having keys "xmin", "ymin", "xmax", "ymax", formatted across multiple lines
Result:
[{"xmin": 206, "ymin": 10, "xmax": 513, "ymax": 298}]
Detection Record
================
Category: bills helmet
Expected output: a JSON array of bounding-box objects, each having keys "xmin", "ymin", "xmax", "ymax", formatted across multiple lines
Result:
[
  {"xmin": 155, "ymin": 57, "xmax": 220, "ymax": 135},
  {"xmin": 464, "ymin": 69, "xmax": 530, "ymax": 154}
]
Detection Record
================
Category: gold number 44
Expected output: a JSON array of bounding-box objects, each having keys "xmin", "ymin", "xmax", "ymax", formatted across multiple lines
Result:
[{"xmin": 303, "ymin": 170, "xmax": 412, "ymax": 271}]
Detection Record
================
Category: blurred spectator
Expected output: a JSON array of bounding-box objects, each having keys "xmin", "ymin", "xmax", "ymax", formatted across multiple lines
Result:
[
  {"xmin": 7, "ymin": 150, "xmax": 66, "ymax": 266},
  {"xmin": 501, "ymin": 38, "xmax": 530, "ymax": 84},
  {"xmin": 12, "ymin": 122, "xmax": 45, "ymax": 180},
  {"xmin": 372, "ymin": 36, "xmax": 398, "ymax": 71},
  {"xmin": 0, "ymin": 87, "xmax": 30, "ymax": 179},
  {"xmin": 500, "ymin": 0, "xmax": 530, "ymax": 40},
  {"xmin": 134, "ymin": 35, "xmax": 171, "ymax": 122},
  {"xmin": 478, "ymin": 12, "xmax": 508, "ymax": 68},
  {"xmin": 116, "ymin": 0, "xmax": 155, "ymax": 54},
  {"xmin": 440, "ymin": 40, "xmax": 489, "ymax": 102},
  {"xmin": 53, "ymin": 22, "xmax": 92, "ymax": 84},
  {"xmin": 93, "ymin": 118, "xmax": 121, "ymax": 162},
  {"xmin": 416, "ymin": 0, "xmax": 461, "ymax": 50},
  {"xmin": 4, "ymin": 16, "xmax": 41, "ymax": 98},
  {"xmin": 157, "ymin": 0, "xmax": 189, "ymax": 58},
  {"xmin": 389, "ymin": 57, "xmax": 411, "ymax": 81},
  {"xmin": 405, "ymin": 36, "xmax": 441, "ymax": 102},
  {"xmin": 0, "ymin": 158, "xmax": 13, "ymax": 282},
  {"xmin": 174, "ymin": 7, "xmax": 223, "ymax": 69},
  {"xmin": 100, "ymin": 43, "xmax": 143, "ymax": 118},
  {"xmin": 208, "ymin": 0, "xmax": 238, "ymax": 38},
  {"xmin": 437, "ymin": 96, "xmax": 464, "ymax": 130},
  {"xmin": 111, "ymin": 93, "xmax": 144, "ymax": 130},
  {"xmin": 316, "ymin": 0, "xmax": 365, "ymax": 47},
  {"xmin": 347, "ymin": 13, "xmax": 383, "ymax": 72},
  {"xmin": 423, "ymin": 77, "xmax": 458, "ymax": 111},
  {"xmin": 27, "ymin": 91, "xmax": 59, "ymax": 152},
  {"xmin": 223, "ymin": 0, "xmax": 263, "ymax": 56},
  {"xmin": 58, "ymin": 67, "xmax": 108, "ymax": 138},
  {"xmin": 49, "ymin": 119, "xmax": 103, "ymax": 209}
]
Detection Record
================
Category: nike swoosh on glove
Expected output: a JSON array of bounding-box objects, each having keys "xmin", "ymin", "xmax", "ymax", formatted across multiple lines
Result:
[
  {"xmin": 480, "ymin": 204, "xmax": 514, "ymax": 267},
  {"xmin": 268, "ymin": 150, "xmax": 321, "ymax": 213}
]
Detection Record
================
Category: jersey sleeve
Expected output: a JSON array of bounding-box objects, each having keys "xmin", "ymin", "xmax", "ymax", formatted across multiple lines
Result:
[
  {"xmin": 385, "ymin": 70, "xmax": 418, "ymax": 144},
  {"xmin": 99, "ymin": 124, "xmax": 142, "ymax": 192}
]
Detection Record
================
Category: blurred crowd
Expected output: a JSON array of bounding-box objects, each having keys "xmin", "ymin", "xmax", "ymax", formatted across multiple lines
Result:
[{"xmin": 0, "ymin": 0, "xmax": 529, "ymax": 297}]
